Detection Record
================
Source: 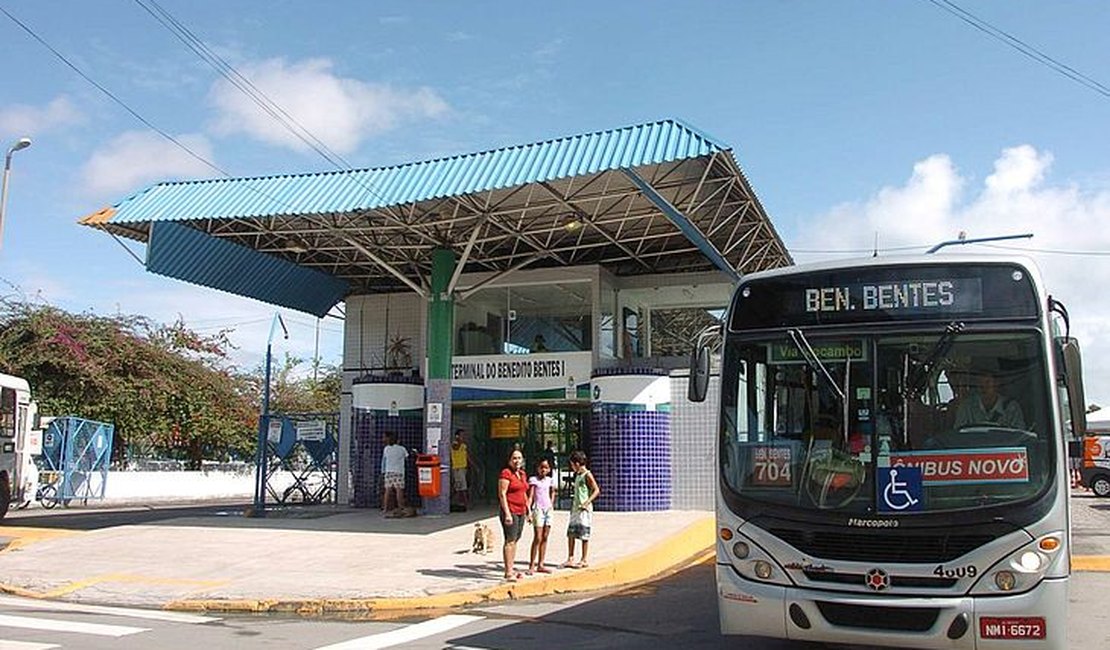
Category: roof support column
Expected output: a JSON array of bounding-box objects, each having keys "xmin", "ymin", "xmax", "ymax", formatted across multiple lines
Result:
[{"xmin": 424, "ymin": 248, "xmax": 456, "ymax": 516}]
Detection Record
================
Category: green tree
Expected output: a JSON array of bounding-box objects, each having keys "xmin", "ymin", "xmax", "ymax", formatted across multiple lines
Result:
[
  {"xmin": 0, "ymin": 298, "xmax": 258, "ymax": 468},
  {"xmin": 265, "ymin": 353, "xmax": 341, "ymax": 415}
]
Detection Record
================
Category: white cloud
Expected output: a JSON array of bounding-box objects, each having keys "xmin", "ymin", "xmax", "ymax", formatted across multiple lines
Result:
[
  {"xmin": 207, "ymin": 57, "xmax": 449, "ymax": 154},
  {"xmin": 790, "ymin": 145, "xmax": 1110, "ymax": 407},
  {"xmin": 0, "ymin": 96, "xmax": 84, "ymax": 138},
  {"xmin": 80, "ymin": 130, "xmax": 216, "ymax": 196}
]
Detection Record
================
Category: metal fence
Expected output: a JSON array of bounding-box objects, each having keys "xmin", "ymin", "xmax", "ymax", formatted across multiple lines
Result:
[
  {"xmin": 262, "ymin": 412, "xmax": 339, "ymax": 506},
  {"xmin": 41, "ymin": 416, "xmax": 115, "ymax": 503}
]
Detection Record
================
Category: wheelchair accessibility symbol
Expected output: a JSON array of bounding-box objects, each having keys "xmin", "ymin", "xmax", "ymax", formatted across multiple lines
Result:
[{"xmin": 877, "ymin": 466, "xmax": 923, "ymax": 513}]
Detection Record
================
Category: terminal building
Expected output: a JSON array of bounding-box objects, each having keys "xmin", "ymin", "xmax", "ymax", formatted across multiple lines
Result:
[{"xmin": 80, "ymin": 119, "xmax": 793, "ymax": 512}]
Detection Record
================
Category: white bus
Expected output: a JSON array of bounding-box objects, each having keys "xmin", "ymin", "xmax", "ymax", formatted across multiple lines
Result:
[
  {"xmin": 688, "ymin": 252, "xmax": 1087, "ymax": 649},
  {"xmin": 0, "ymin": 372, "xmax": 42, "ymax": 518}
]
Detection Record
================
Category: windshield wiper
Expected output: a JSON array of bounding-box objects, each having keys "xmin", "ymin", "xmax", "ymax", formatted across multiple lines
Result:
[
  {"xmin": 904, "ymin": 321, "xmax": 965, "ymax": 400},
  {"xmin": 787, "ymin": 328, "xmax": 846, "ymax": 403}
]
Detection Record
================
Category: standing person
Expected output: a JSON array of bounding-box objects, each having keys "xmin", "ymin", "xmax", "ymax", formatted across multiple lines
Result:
[
  {"xmin": 380, "ymin": 432, "xmax": 408, "ymax": 516},
  {"xmin": 450, "ymin": 429, "xmax": 470, "ymax": 511},
  {"xmin": 498, "ymin": 448, "xmax": 530, "ymax": 581},
  {"xmin": 562, "ymin": 450, "xmax": 600, "ymax": 569},
  {"xmin": 527, "ymin": 458, "xmax": 556, "ymax": 575}
]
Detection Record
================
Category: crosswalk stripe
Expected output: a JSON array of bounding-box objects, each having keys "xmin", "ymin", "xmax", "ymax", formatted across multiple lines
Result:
[
  {"xmin": 0, "ymin": 595, "xmax": 218, "ymax": 624},
  {"xmin": 313, "ymin": 614, "xmax": 484, "ymax": 650},
  {"xmin": 0, "ymin": 641, "xmax": 60, "ymax": 650},
  {"xmin": 0, "ymin": 614, "xmax": 148, "ymax": 637}
]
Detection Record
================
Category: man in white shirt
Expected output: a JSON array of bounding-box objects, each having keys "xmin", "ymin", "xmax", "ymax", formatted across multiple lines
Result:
[
  {"xmin": 381, "ymin": 432, "xmax": 409, "ymax": 513},
  {"xmin": 953, "ymin": 372, "xmax": 1026, "ymax": 430}
]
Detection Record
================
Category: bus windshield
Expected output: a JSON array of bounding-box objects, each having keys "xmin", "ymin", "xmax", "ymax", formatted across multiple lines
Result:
[{"xmin": 719, "ymin": 329, "xmax": 1053, "ymax": 514}]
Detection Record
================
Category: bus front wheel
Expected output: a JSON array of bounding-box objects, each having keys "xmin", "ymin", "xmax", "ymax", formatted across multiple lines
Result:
[
  {"xmin": 1091, "ymin": 474, "xmax": 1110, "ymax": 498},
  {"xmin": 0, "ymin": 474, "xmax": 10, "ymax": 520}
]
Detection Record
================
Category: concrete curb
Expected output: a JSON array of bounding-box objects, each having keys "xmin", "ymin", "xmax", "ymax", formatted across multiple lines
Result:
[{"xmin": 166, "ymin": 516, "xmax": 715, "ymax": 618}]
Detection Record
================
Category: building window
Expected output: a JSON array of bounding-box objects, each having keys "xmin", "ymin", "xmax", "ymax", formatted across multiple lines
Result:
[{"xmin": 455, "ymin": 282, "xmax": 593, "ymax": 356}]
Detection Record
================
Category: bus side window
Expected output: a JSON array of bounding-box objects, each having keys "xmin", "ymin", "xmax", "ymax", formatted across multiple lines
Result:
[{"xmin": 0, "ymin": 387, "xmax": 16, "ymax": 437}]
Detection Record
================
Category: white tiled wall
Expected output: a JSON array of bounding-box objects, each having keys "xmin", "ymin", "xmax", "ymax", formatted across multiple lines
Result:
[
  {"xmin": 669, "ymin": 372, "xmax": 720, "ymax": 511},
  {"xmin": 343, "ymin": 293, "xmax": 426, "ymax": 373}
]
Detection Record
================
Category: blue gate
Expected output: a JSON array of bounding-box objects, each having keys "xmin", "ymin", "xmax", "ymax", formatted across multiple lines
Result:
[
  {"xmin": 263, "ymin": 412, "xmax": 339, "ymax": 506},
  {"xmin": 41, "ymin": 416, "xmax": 115, "ymax": 503}
]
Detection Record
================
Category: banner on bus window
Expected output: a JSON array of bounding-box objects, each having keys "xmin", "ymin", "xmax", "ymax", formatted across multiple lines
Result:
[{"xmin": 888, "ymin": 447, "xmax": 1029, "ymax": 485}]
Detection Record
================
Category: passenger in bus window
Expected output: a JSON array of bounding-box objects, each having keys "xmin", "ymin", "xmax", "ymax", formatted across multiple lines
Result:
[{"xmin": 953, "ymin": 371, "xmax": 1026, "ymax": 430}]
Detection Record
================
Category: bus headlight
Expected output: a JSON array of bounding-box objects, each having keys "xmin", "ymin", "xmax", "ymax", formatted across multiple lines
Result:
[
  {"xmin": 1019, "ymin": 551, "xmax": 1042, "ymax": 572},
  {"xmin": 995, "ymin": 571, "xmax": 1017, "ymax": 591},
  {"xmin": 972, "ymin": 532, "xmax": 1064, "ymax": 596},
  {"xmin": 725, "ymin": 531, "xmax": 791, "ymax": 587}
]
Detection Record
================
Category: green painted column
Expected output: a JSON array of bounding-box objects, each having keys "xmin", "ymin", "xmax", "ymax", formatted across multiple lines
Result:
[
  {"xmin": 427, "ymin": 249, "xmax": 456, "ymax": 380},
  {"xmin": 424, "ymin": 248, "xmax": 456, "ymax": 514}
]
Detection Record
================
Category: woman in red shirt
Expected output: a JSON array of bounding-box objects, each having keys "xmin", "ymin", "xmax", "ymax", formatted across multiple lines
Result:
[{"xmin": 498, "ymin": 448, "xmax": 530, "ymax": 581}]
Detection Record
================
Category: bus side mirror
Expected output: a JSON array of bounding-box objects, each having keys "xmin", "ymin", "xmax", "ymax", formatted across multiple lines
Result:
[
  {"xmin": 1058, "ymin": 337, "xmax": 1087, "ymax": 436},
  {"xmin": 689, "ymin": 344, "xmax": 710, "ymax": 403}
]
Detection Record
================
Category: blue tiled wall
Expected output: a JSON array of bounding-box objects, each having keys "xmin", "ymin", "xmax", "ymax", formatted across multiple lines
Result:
[
  {"xmin": 351, "ymin": 409, "xmax": 423, "ymax": 508},
  {"xmin": 590, "ymin": 409, "xmax": 672, "ymax": 511}
]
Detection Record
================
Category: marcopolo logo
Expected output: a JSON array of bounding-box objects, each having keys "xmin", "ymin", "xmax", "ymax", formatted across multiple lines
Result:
[{"xmin": 847, "ymin": 518, "xmax": 900, "ymax": 528}]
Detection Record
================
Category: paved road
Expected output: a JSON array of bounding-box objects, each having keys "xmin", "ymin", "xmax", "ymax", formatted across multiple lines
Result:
[
  {"xmin": 2, "ymin": 562, "xmax": 1108, "ymax": 649},
  {"xmin": 1, "ymin": 494, "xmax": 1109, "ymax": 648}
]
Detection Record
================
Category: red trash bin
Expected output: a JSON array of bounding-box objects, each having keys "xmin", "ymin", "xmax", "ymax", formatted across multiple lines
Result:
[{"xmin": 416, "ymin": 454, "xmax": 441, "ymax": 497}]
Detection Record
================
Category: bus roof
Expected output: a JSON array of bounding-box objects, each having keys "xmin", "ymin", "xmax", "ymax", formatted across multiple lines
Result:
[
  {"xmin": 741, "ymin": 252, "xmax": 1043, "ymax": 283},
  {"xmin": 0, "ymin": 373, "xmax": 31, "ymax": 393}
]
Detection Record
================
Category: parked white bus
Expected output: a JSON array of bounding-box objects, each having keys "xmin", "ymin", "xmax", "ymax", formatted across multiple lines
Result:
[
  {"xmin": 689, "ymin": 251, "xmax": 1087, "ymax": 649},
  {"xmin": 0, "ymin": 372, "xmax": 42, "ymax": 518}
]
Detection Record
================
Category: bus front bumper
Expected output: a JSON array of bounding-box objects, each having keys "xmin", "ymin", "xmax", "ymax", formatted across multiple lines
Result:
[{"xmin": 717, "ymin": 564, "xmax": 1067, "ymax": 649}]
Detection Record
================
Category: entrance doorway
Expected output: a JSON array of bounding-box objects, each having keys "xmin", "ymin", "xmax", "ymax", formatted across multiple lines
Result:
[{"xmin": 456, "ymin": 408, "xmax": 588, "ymax": 508}]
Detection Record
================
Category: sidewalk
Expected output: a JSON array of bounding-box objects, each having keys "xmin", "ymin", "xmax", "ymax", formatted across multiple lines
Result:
[{"xmin": 0, "ymin": 505, "xmax": 714, "ymax": 617}]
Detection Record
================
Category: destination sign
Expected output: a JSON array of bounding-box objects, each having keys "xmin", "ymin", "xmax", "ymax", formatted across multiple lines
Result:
[
  {"xmin": 804, "ymin": 279, "xmax": 980, "ymax": 314},
  {"xmin": 729, "ymin": 263, "xmax": 1039, "ymax": 330},
  {"xmin": 768, "ymin": 340, "xmax": 867, "ymax": 364}
]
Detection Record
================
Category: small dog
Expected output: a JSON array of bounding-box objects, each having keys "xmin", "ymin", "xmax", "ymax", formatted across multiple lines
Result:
[{"xmin": 472, "ymin": 522, "xmax": 494, "ymax": 554}]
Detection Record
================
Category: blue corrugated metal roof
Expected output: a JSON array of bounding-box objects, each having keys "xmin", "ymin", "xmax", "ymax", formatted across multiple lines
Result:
[
  {"xmin": 146, "ymin": 222, "xmax": 349, "ymax": 317},
  {"xmin": 106, "ymin": 119, "xmax": 727, "ymax": 224}
]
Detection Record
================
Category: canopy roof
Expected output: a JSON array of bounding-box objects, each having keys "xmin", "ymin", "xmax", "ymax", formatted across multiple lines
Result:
[{"xmin": 81, "ymin": 118, "xmax": 792, "ymax": 316}]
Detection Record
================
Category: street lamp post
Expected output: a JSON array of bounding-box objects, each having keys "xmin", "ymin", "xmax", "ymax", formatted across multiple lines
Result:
[
  {"xmin": 1, "ymin": 137, "xmax": 33, "ymax": 252},
  {"xmin": 252, "ymin": 312, "xmax": 288, "ymax": 518}
]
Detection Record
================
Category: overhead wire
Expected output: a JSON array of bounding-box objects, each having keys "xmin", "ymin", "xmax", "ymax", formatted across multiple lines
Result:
[
  {"xmin": 131, "ymin": 0, "xmax": 354, "ymax": 170},
  {"xmin": 131, "ymin": 0, "xmax": 415, "ymax": 221},
  {"xmin": 925, "ymin": 0, "xmax": 1110, "ymax": 99},
  {"xmin": 791, "ymin": 242, "xmax": 1110, "ymax": 257}
]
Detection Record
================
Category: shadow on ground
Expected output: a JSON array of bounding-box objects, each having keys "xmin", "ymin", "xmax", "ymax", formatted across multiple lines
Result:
[{"xmin": 0, "ymin": 502, "xmax": 499, "ymax": 534}]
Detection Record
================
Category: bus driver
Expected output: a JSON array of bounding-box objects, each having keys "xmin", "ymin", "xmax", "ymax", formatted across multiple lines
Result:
[{"xmin": 953, "ymin": 370, "xmax": 1026, "ymax": 430}]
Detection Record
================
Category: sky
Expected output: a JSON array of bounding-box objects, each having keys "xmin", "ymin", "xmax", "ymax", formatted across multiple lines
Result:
[{"xmin": 1, "ymin": 1, "xmax": 1109, "ymax": 406}]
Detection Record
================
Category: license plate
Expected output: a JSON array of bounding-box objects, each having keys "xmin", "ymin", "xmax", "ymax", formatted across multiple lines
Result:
[{"xmin": 979, "ymin": 616, "xmax": 1046, "ymax": 639}]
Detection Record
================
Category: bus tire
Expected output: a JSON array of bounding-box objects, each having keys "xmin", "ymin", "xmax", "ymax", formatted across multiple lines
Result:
[
  {"xmin": 0, "ymin": 473, "xmax": 10, "ymax": 520},
  {"xmin": 1091, "ymin": 474, "xmax": 1110, "ymax": 498}
]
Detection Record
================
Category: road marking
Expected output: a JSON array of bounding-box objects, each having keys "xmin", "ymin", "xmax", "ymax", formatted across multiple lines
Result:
[
  {"xmin": 0, "ymin": 595, "xmax": 219, "ymax": 624},
  {"xmin": 313, "ymin": 614, "xmax": 484, "ymax": 650},
  {"xmin": 1073, "ymin": 556, "xmax": 1110, "ymax": 571},
  {"xmin": 0, "ymin": 614, "xmax": 148, "ymax": 637},
  {"xmin": 0, "ymin": 641, "xmax": 60, "ymax": 650},
  {"xmin": 38, "ymin": 573, "xmax": 228, "ymax": 599}
]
